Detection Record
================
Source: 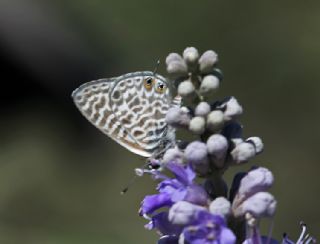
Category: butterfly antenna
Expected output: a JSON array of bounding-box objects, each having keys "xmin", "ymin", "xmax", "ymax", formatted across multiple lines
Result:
[
  {"xmin": 120, "ymin": 160, "xmax": 157, "ymax": 195},
  {"xmin": 120, "ymin": 174, "xmax": 138, "ymax": 195},
  {"xmin": 153, "ymin": 59, "xmax": 160, "ymax": 76}
]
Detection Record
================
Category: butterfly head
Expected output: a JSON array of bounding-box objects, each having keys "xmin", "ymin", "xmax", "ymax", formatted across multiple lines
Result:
[{"xmin": 143, "ymin": 75, "xmax": 168, "ymax": 95}]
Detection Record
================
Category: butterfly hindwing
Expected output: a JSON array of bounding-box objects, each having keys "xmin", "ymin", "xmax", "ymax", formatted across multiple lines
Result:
[{"xmin": 72, "ymin": 76, "xmax": 153, "ymax": 157}]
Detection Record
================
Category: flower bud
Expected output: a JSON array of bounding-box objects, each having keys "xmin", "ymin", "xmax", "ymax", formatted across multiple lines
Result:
[
  {"xmin": 223, "ymin": 97, "xmax": 243, "ymax": 120},
  {"xmin": 165, "ymin": 107, "xmax": 191, "ymax": 128},
  {"xmin": 230, "ymin": 142, "xmax": 255, "ymax": 164},
  {"xmin": 166, "ymin": 53, "xmax": 188, "ymax": 78},
  {"xmin": 185, "ymin": 141, "xmax": 209, "ymax": 174},
  {"xmin": 167, "ymin": 61, "xmax": 188, "ymax": 78},
  {"xmin": 199, "ymin": 75, "xmax": 220, "ymax": 95},
  {"xmin": 199, "ymin": 50, "xmax": 218, "ymax": 74},
  {"xmin": 231, "ymin": 138, "xmax": 243, "ymax": 147},
  {"xmin": 169, "ymin": 201, "xmax": 205, "ymax": 225},
  {"xmin": 146, "ymin": 212, "xmax": 182, "ymax": 238},
  {"xmin": 206, "ymin": 134, "xmax": 228, "ymax": 168},
  {"xmin": 246, "ymin": 137, "xmax": 264, "ymax": 154},
  {"xmin": 209, "ymin": 197, "xmax": 231, "ymax": 217},
  {"xmin": 189, "ymin": 116, "xmax": 206, "ymax": 135},
  {"xmin": 183, "ymin": 47, "xmax": 199, "ymax": 67},
  {"xmin": 166, "ymin": 53, "xmax": 184, "ymax": 65},
  {"xmin": 242, "ymin": 192, "xmax": 277, "ymax": 218},
  {"xmin": 177, "ymin": 80, "xmax": 196, "ymax": 98},
  {"xmin": 207, "ymin": 110, "xmax": 224, "ymax": 132},
  {"xmin": 237, "ymin": 167, "xmax": 274, "ymax": 198},
  {"xmin": 195, "ymin": 102, "xmax": 211, "ymax": 117},
  {"xmin": 232, "ymin": 168, "xmax": 275, "ymax": 217},
  {"xmin": 162, "ymin": 147, "xmax": 185, "ymax": 164}
]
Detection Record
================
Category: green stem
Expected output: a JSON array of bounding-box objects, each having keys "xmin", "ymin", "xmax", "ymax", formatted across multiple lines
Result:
[{"xmin": 209, "ymin": 170, "xmax": 227, "ymax": 198}]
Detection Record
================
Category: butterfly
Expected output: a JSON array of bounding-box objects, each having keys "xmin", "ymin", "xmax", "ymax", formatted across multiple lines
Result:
[{"xmin": 72, "ymin": 71, "xmax": 181, "ymax": 158}]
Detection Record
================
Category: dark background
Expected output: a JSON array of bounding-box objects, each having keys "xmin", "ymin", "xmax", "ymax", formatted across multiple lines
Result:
[{"xmin": 0, "ymin": 0, "xmax": 319, "ymax": 243}]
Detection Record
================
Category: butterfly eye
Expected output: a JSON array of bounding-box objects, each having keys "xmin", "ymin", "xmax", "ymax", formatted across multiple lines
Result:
[
  {"xmin": 144, "ymin": 77, "xmax": 154, "ymax": 91},
  {"xmin": 155, "ymin": 81, "xmax": 167, "ymax": 94}
]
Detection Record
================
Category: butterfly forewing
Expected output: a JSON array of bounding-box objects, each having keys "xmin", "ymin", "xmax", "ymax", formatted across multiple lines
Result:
[
  {"xmin": 109, "ymin": 72, "xmax": 172, "ymax": 155},
  {"xmin": 72, "ymin": 71, "xmax": 173, "ymax": 157}
]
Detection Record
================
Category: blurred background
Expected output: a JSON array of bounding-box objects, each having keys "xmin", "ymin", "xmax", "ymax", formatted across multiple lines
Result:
[{"xmin": 0, "ymin": 0, "xmax": 319, "ymax": 243}]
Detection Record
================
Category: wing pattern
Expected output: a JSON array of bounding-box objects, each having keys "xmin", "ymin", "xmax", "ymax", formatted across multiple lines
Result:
[{"xmin": 72, "ymin": 71, "xmax": 175, "ymax": 157}]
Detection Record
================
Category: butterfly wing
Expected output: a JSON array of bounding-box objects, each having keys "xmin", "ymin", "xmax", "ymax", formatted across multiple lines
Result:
[
  {"xmin": 108, "ymin": 71, "xmax": 173, "ymax": 156},
  {"xmin": 72, "ymin": 77, "xmax": 152, "ymax": 157}
]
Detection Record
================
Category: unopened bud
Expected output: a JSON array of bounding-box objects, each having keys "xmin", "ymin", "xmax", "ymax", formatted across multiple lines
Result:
[
  {"xmin": 199, "ymin": 75, "xmax": 220, "ymax": 95},
  {"xmin": 195, "ymin": 102, "xmax": 211, "ymax": 117},
  {"xmin": 169, "ymin": 201, "xmax": 205, "ymax": 225},
  {"xmin": 199, "ymin": 50, "xmax": 218, "ymax": 74},
  {"xmin": 246, "ymin": 137, "xmax": 264, "ymax": 154},
  {"xmin": 209, "ymin": 197, "xmax": 231, "ymax": 217},
  {"xmin": 231, "ymin": 142, "xmax": 256, "ymax": 164},
  {"xmin": 189, "ymin": 116, "xmax": 206, "ymax": 135},
  {"xmin": 183, "ymin": 47, "xmax": 199, "ymax": 67},
  {"xmin": 207, "ymin": 110, "xmax": 224, "ymax": 132},
  {"xmin": 178, "ymin": 80, "xmax": 196, "ymax": 98},
  {"xmin": 223, "ymin": 97, "xmax": 243, "ymax": 120},
  {"xmin": 206, "ymin": 134, "xmax": 228, "ymax": 168}
]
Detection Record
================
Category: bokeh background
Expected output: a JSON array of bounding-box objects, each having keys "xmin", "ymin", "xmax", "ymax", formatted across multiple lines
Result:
[{"xmin": 0, "ymin": 0, "xmax": 319, "ymax": 243}]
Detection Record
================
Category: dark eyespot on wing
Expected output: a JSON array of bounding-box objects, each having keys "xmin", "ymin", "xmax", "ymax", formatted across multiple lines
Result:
[{"xmin": 112, "ymin": 90, "xmax": 121, "ymax": 100}]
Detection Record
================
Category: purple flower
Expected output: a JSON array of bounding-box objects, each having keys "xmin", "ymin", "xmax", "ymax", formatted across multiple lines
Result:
[
  {"xmin": 243, "ymin": 235, "xmax": 279, "ymax": 244},
  {"xmin": 182, "ymin": 210, "xmax": 236, "ymax": 244},
  {"xmin": 140, "ymin": 163, "xmax": 208, "ymax": 216},
  {"xmin": 145, "ymin": 212, "xmax": 183, "ymax": 236},
  {"xmin": 158, "ymin": 235, "xmax": 180, "ymax": 244},
  {"xmin": 281, "ymin": 222, "xmax": 316, "ymax": 244}
]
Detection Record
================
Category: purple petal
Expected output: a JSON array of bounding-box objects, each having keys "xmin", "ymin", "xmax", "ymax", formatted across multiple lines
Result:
[
  {"xmin": 261, "ymin": 236, "xmax": 279, "ymax": 244},
  {"xmin": 184, "ymin": 185, "xmax": 208, "ymax": 206},
  {"xmin": 149, "ymin": 212, "xmax": 183, "ymax": 236},
  {"xmin": 243, "ymin": 236, "xmax": 279, "ymax": 244},
  {"xmin": 189, "ymin": 239, "xmax": 208, "ymax": 244},
  {"xmin": 183, "ymin": 226, "xmax": 207, "ymax": 243},
  {"xmin": 158, "ymin": 235, "xmax": 179, "ymax": 244},
  {"xmin": 220, "ymin": 227, "xmax": 236, "ymax": 244},
  {"xmin": 171, "ymin": 188, "xmax": 188, "ymax": 202},
  {"xmin": 140, "ymin": 193, "xmax": 172, "ymax": 215},
  {"xmin": 282, "ymin": 234, "xmax": 295, "ymax": 244},
  {"xmin": 158, "ymin": 180, "xmax": 187, "ymax": 202},
  {"xmin": 166, "ymin": 163, "xmax": 195, "ymax": 185},
  {"xmin": 195, "ymin": 211, "xmax": 226, "ymax": 226},
  {"xmin": 182, "ymin": 211, "xmax": 235, "ymax": 244},
  {"xmin": 158, "ymin": 179, "xmax": 182, "ymax": 193}
]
